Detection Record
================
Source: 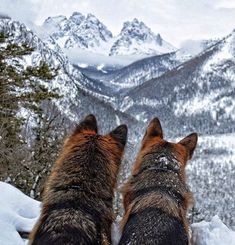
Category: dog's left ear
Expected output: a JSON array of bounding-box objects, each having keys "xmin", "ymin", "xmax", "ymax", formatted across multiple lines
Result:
[
  {"xmin": 143, "ymin": 117, "xmax": 163, "ymax": 142},
  {"xmin": 74, "ymin": 114, "xmax": 98, "ymax": 134},
  {"xmin": 109, "ymin": 124, "xmax": 128, "ymax": 149},
  {"xmin": 178, "ymin": 133, "xmax": 198, "ymax": 160}
]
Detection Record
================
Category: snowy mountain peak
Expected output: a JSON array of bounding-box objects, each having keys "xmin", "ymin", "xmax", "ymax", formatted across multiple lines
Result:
[
  {"xmin": 81, "ymin": 13, "xmax": 113, "ymax": 40},
  {"xmin": 119, "ymin": 18, "xmax": 159, "ymax": 43},
  {"xmin": 44, "ymin": 15, "xmax": 67, "ymax": 23},
  {"xmin": 44, "ymin": 15, "xmax": 67, "ymax": 28},
  {"xmin": 122, "ymin": 18, "xmax": 152, "ymax": 35},
  {"xmin": 42, "ymin": 14, "xmax": 176, "ymax": 58},
  {"xmin": 156, "ymin": 34, "xmax": 163, "ymax": 45},
  {"xmin": 109, "ymin": 18, "xmax": 176, "ymax": 56},
  {"xmin": 86, "ymin": 13, "xmax": 100, "ymax": 22},
  {"xmin": 69, "ymin": 12, "xmax": 85, "ymax": 25},
  {"xmin": 123, "ymin": 18, "xmax": 145, "ymax": 28},
  {"xmin": 43, "ymin": 12, "xmax": 113, "ymax": 51}
]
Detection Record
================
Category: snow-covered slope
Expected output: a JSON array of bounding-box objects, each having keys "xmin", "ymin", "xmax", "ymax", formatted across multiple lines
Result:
[
  {"xmin": 0, "ymin": 182, "xmax": 234, "ymax": 245},
  {"xmin": 109, "ymin": 18, "xmax": 176, "ymax": 56},
  {"xmin": 121, "ymin": 30, "xmax": 235, "ymax": 134}
]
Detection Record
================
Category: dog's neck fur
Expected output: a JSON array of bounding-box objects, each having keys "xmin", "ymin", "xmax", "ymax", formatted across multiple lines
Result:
[
  {"xmin": 121, "ymin": 151, "xmax": 193, "ymax": 234},
  {"xmin": 138, "ymin": 151, "xmax": 181, "ymax": 175}
]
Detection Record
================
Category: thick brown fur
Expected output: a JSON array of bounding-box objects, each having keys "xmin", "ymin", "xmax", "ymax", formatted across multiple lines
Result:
[
  {"xmin": 29, "ymin": 114, "xmax": 127, "ymax": 245},
  {"xmin": 119, "ymin": 117, "xmax": 197, "ymax": 245}
]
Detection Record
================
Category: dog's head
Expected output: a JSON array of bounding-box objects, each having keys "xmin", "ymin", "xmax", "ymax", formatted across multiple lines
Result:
[
  {"xmin": 132, "ymin": 117, "xmax": 197, "ymax": 180},
  {"xmin": 61, "ymin": 114, "xmax": 128, "ymax": 185}
]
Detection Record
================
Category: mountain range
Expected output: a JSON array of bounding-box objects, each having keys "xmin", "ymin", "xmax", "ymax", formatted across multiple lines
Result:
[
  {"xmin": 42, "ymin": 12, "xmax": 176, "ymax": 68},
  {"xmin": 119, "ymin": 30, "xmax": 235, "ymax": 135},
  {"xmin": 0, "ymin": 14, "xmax": 235, "ymax": 229}
]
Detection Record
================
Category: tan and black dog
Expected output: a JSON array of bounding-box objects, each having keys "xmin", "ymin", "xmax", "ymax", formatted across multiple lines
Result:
[
  {"xmin": 119, "ymin": 118, "xmax": 197, "ymax": 245},
  {"xmin": 29, "ymin": 114, "xmax": 127, "ymax": 245}
]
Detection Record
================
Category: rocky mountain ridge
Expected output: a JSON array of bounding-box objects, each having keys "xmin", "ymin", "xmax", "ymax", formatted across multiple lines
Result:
[{"xmin": 43, "ymin": 12, "xmax": 176, "ymax": 57}]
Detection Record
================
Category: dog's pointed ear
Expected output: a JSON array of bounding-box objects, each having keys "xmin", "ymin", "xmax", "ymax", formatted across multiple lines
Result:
[
  {"xmin": 109, "ymin": 124, "xmax": 128, "ymax": 148},
  {"xmin": 178, "ymin": 133, "xmax": 198, "ymax": 160},
  {"xmin": 74, "ymin": 114, "xmax": 98, "ymax": 134},
  {"xmin": 143, "ymin": 117, "xmax": 163, "ymax": 141}
]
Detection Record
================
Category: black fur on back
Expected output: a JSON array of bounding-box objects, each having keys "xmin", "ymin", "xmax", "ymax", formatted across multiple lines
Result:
[{"xmin": 119, "ymin": 208, "xmax": 188, "ymax": 245}]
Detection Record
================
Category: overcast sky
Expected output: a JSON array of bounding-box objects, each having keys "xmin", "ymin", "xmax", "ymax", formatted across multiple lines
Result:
[{"xmin": 0, "ymin": 0, "xmax": 235, "ymax": 47}]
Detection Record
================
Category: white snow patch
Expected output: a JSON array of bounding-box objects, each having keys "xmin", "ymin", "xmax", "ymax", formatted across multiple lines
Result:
[
  {"xmin": 120, "ymin": 96, "xmax": 134, "ymax": 112},
  {"xmin": 137, "ymin": 97, "xmax": 167, "ymax": 108},
  {"xmin": 0, "ymin": 182, "xmax": 41, "ymax": 245},
  {"xmin": 78, "ymin": 63, "xmax": 88, "ymax": 68},
  {"xmin": 191, "ymin": 216, "xmax": 235, "ymax": 245},
  {"xmin": 97, "ymin": 63, "xmax": 105, "ymax": 71},
  {"xmin": 115, "ymin": 115, "xmax": 121, "ymax": 126}
]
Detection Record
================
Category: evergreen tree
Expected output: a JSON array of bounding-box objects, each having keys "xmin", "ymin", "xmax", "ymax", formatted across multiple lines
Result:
[
  {"xmin": 0, "ymin": 32, "xmax": 59, "ymax": 161},
  {"xmin": 30, "ymin": 102, "xmax": 66, "ymax": 198},
  {"xmin": 0, "ymin": 32, "xmax": 64, "ymax": 197}
]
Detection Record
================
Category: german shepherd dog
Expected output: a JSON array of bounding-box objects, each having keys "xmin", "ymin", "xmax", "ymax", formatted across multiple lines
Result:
[
  {"xmin": 119, "ymin": 118, "xmax": 197, "ymax": 245},
  {"xmin": 29, "ymin": 114, "xmax": 128, "ymax": 245}
]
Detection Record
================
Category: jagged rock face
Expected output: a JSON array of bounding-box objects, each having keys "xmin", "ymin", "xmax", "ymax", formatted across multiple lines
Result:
[
  {"xmin": 43, "ymin": 12, "xmax": 113, "ymax": 51},
  {"xmin": 109, "ymin": 18, "xmax": 176, "ymax": 56},
  {"xmin": 42, "ymin": 14, "xmax": 175, "ymax": 56},
  {"xmin": 69, "ymin": 12, "xmax": 85, "ymax": 26},
  {"xmin": 44, "ymin": 15, "xmax": 68, "ymax": 29}
]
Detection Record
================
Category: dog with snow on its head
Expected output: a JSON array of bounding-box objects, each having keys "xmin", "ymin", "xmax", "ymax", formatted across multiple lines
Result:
[
  {"xmin": 29, "ymin": 114, "xmax": 128, "ymax": 245},
  {"xmin": 119, "ymin": 117, "xmax": 197, "ymax": 245}
]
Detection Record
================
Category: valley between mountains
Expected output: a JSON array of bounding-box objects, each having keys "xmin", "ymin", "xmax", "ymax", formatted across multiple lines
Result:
[{"xmin": 0, "ymin": 12, "xmax": 234, "ymax": 229}]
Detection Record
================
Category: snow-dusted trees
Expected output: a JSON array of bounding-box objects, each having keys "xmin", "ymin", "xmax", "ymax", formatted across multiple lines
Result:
[{"xmin": 0, "ymin": 32, "xmax": 64, "ymax": 198}]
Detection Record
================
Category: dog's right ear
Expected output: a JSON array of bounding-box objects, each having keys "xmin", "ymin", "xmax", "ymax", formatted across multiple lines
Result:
[
  {"xmin": 142, "ymin": 117, "xmax": 163, "ymax": 142},
  {"xmin": 73, "ymin": 114, "xmax": 98, "ymax": 134},
  {"xmin": 178, "ymin": 133, "xmax": 198, "ymax": 160},
  {"xmin": 109, "ymin": 124, "xmax": 128, "ymax": 149}
]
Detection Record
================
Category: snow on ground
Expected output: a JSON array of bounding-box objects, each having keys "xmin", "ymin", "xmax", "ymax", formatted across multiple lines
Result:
[
  {"xmin": 191, "ymin": 216, "xmax": 235, "ymax": 245},
  {"xmin": 0, "ymin": 182, "xmax": 40, "ymax": 245},
  {"xmin": 0, "ymin": 182, "xmax": 234, "ymax": 244}
]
